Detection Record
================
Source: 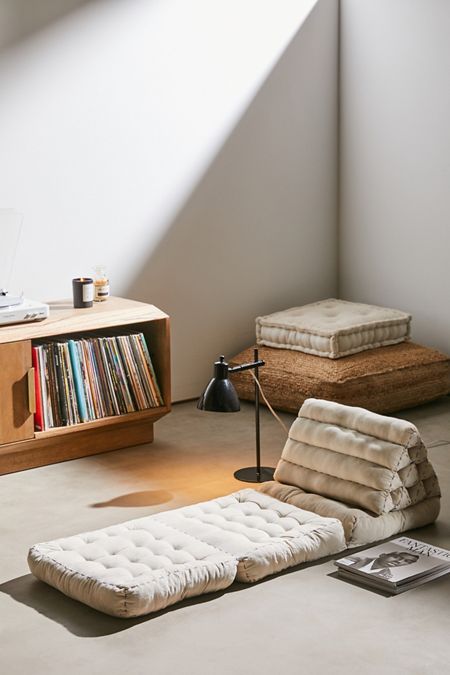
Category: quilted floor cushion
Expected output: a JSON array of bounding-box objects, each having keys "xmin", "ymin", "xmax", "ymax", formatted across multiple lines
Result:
[
  {"xmin": 28, "ymin": 489, "xmax": 345, "ymax": 618},
  {"xmin": 276, "ymin": 398, "xmax": 440, "ymax": 516},
  {"xmin": 256, "ymin": 299, "xmax": 410, "ymax": 358},
  {"xmin": 260, "ymin": 481, "xmax": 441, "ymax": 549},
  {"xmin": 261, "ymin": 398, "xmax": 441, "ymax": 548},
  {"xmin": 28, "ymin": 520, "xmax": 236, "ymax": 619},
  {"xmin": 152, "ymin": 490, "xmax": 344, "ymax": 583},
  {"xmin": 230, "ymin": 341, "xmax": 450, "ymax": 414}
]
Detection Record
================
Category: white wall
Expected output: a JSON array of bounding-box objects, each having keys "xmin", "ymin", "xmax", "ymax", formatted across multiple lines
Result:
[
  {"xmin": 340, "ymin": 0, "xmax": 450, "ymax": 353},
  {"xmin": 0, "ymin": 0, "xmax": 339, "ymax": 400}
]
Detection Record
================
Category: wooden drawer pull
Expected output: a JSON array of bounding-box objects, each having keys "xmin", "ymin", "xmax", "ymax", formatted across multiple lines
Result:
[{"xmin": 28, "ymin": 368, "xmax": 36, "ymax": 414}]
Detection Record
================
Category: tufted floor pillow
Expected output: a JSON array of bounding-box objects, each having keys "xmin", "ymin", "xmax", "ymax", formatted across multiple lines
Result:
[
  {"xmin": 230, "ymin": 341, "xmax": 450, "ymax": 414},
  {"xmin": 28, "ymin": 489, "xmax": 345, "ymax": 618},
  {"xmin": 256, "ymin": 299, "xmax": 411, "ymax": 358}
]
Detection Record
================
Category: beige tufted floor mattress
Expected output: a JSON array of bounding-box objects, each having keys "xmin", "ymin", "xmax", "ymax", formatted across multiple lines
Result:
[{"xmin": 28, "ymin": 489, "xmax": 345, "ymax": 618}]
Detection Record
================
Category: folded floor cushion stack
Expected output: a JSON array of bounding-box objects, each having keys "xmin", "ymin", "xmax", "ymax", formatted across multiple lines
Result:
[
  {"xmin": 231, "ymin": 299, "xmax": 450, "ymax": 413},
  {"xmin": 28, "ymin": 398, "xmax": 441, "ymax": 617},
  {"xmin": 261, "ymin": 398, "xmax": 441, "ymax": 547}
]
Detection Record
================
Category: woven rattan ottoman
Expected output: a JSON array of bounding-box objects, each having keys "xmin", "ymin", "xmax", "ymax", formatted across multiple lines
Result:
[{"xmin": 230, "ymin": 342, "xmax": 450, "ymax": 414}]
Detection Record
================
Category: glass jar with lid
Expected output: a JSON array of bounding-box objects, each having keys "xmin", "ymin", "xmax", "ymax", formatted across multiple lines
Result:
[{"xmin": 93, "ymin": 265, "xmax": 110, "ymax": 302}]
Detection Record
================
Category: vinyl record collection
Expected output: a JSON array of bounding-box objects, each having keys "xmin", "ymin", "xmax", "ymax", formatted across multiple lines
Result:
[{"xmin": 32, "ymin": 332, "xmax": 163, "ymax": 430}]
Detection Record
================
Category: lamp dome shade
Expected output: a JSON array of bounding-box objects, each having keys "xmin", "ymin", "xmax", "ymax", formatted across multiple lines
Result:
[{"xmin": 197, "ymin": 356, "xmax": 240, "ymax": 412}]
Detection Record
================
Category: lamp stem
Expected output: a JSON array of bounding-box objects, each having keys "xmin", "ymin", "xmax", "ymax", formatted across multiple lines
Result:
[{"xmin": 254, "ymin": 347, "xmax": 261, "ymax": 481}]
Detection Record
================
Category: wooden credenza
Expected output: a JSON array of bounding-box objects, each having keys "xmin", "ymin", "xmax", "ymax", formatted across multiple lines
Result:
[{"xmin": 0, "ymin": 297, "xmax": 171, "ymax": 474}]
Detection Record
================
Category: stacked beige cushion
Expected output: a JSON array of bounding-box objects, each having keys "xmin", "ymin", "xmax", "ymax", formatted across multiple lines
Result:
[
  {"xmin": 261, "ymin": 398, "xmax": 441, "ymax": 547},
  {"xmin": 28, "ymin": 399, "xmax": 442, "ymax": 617},
  {"xmin": 256, "ymin": 299, "xmax": 411, "ymax": 358},
  {"xmin": 28, "ymin": 489, "xmax": 345, "ymax": 618},
  {"xmin": 236, "ymin": 299, "xmax": 449, "ymax": 415},
  {"xmin": 230, "ymin": 342, "xmax": 450, "ymax": 414}
]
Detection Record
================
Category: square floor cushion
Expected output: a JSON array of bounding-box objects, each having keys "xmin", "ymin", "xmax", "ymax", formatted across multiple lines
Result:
[
  {"xmin": 256, "ymin": 299, "xmax": 411, "ymax": 358},
  {"xmin": 230, "ymin": 342, "xmax": 450, "ymax": 415}
]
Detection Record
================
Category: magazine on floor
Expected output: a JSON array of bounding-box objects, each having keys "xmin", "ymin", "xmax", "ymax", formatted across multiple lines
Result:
[{"xmin": 334, "ymin": 537, "xmax": 450, "ymax": 593}]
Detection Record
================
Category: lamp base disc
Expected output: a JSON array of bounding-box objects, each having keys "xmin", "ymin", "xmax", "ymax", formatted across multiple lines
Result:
[{"xmin": 233, "ymin": 466, "xmax": 275, "ymax": 483}]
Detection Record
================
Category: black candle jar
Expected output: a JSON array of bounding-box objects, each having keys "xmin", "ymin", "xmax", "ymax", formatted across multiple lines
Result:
[{"xmin": 72, "ymin": 278, "xmax": 94, "ymax": 308}]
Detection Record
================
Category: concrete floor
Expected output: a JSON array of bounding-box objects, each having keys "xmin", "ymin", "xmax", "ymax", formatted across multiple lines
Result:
[{"xmin": 1, "ymin": 398, "xmax": 450, "ymax": 675}]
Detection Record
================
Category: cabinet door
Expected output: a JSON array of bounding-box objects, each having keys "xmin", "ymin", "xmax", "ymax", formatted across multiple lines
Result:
[{"xmin": 0, "ymin": 340, "xmax": 34, "ymax": 444}]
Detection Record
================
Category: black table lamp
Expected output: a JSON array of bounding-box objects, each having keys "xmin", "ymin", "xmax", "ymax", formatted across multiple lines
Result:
[{"xmin": 197, "ymin": 348, "xmax": 275, "ymax": 483}]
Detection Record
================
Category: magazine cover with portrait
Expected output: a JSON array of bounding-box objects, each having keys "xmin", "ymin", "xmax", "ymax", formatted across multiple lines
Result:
[{"xmin": 335, "ymin": 537, "xmax": 450, "ymax": 585}]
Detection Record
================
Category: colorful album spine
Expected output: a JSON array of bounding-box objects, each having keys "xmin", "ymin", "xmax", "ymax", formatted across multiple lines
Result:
[
  {"xmin": 31, "ymin": 346, "xmax": 44, "ymax": 431},
  {"xmin": 68, "ymin": 339, "xmax": 88, "ymax": 422}
]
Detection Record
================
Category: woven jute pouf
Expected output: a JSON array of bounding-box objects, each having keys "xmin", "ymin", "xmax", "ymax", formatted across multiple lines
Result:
[{"xmin": 229, "ymin": 342, "xmax": 450, "ymax": 415}]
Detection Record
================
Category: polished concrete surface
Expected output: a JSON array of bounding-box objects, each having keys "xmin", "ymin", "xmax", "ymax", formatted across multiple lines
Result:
[{"xmin": 1, "ymin": 399, "xmax": 450, "ymax": 675}]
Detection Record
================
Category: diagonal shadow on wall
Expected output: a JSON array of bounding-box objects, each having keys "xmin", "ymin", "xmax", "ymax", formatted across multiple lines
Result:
[
  {"xmin": 126, "ymin": 0, "xmax": 339, "ymax": 400},
  {"xmin": 0, "ymin": 0, "xmax": 92, "ymax": 52}
]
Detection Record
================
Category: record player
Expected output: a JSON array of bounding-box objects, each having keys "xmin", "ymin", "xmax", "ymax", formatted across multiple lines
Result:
[
  {"xmin": 0, "ymin": 210, "xmax": 49, "ymax": 327},
  {"xmin": 0, "ymin": 292, "xmax": 49, "ymax": 326}
]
